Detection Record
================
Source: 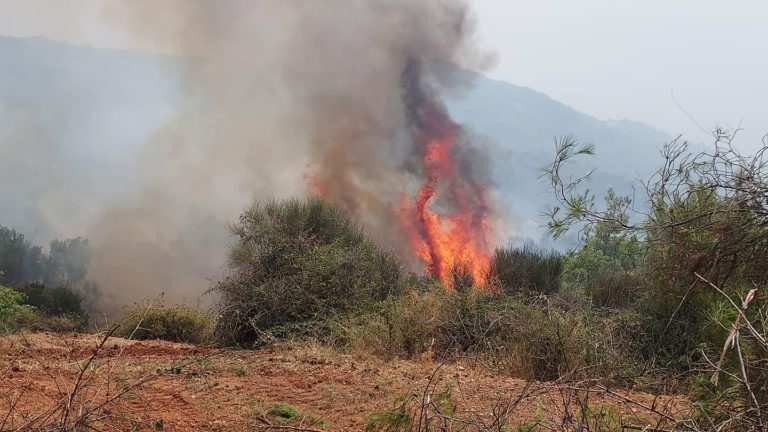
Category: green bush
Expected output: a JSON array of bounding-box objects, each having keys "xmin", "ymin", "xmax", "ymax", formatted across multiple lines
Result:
[
  {"xmin": 118, "ymin": 300, "xmax": 213, "ymax": 344},
  {"xmin": 491, "ymin": 245, "xmax": 563, "ymax": 295},
  {"xmin": 0, "ymin": 283, "xmax": 89, "ymax": 332},
  {"xmin": 0, "ymin": 285, "xmax": 37, "ymax": 333},
  {"xmin": 213, "ymin": 198, "xmax": 406, "ymax": 347},
  {"xmin": 10, "ymin": 311, "xmax": 87, "ymax": 333}
]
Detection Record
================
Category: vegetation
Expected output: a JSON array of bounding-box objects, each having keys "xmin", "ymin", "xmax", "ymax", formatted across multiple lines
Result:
[
  {"xmin": 543, "ymin": 130, "xmax": 768, "ymax": 430},
  {"xmin": 0, "ymin": 283, "xmax": 87, "ymax": 333},
  {"xmin": 212, "ymin": 197, "xmax": 407, "ymax": 347},
  {"xmin": 0, "ymin": 227, "xmax": 96, "ymax": 298},
  {"xmin": 250, "ymin": 400, "xmax": 328, "ymax": 429},
  {"xmin": 491, "ymin": 244, "xmax": 563, "ymax": 296},
  {"xmin": 0, "ymin": 284, "xmax": 36, "ymax": 333},
  {"xmin": 2, "ymin": 129, "xmax": 766, "ymax": 429},
  {"xmin": 0, "ymin": 225, "xmax": 96, "ymax": 332},
  {"xmin": 202, "ymin": 129, "xmax": 767, "ymax": 429},
  {"xmin": 118, "ymin": 300, "xmax": 213, "ymax": 344}
]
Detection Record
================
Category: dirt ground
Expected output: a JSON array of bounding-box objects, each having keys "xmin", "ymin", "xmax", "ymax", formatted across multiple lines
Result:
[{"xmin": 0, "ymin": 332, "xmax": 689, "ymax": 431}]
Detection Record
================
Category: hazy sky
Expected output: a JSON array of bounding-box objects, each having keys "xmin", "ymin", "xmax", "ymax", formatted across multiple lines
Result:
[
  {"xmin": 1, "ymin": 0, "xmax": 767, "ymax": 150},
  {"xmin": 472, "ymin": 0, "xmax": 768, "ymax": 150}
]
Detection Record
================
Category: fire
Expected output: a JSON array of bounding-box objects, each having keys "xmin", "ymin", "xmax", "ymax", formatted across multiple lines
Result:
[
  {"xmin": 302, "ymin": 60, "xmax": 495, "ymax": 289},
  {"xmin": 303, "ymin": 161, "xmax": 325, "ymax": 198},
  {"xmin": 398, "ymin": 84, "xmax": 493, "ymax": 288}
]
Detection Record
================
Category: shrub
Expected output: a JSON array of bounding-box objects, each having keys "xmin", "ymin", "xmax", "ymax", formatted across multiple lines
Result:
[
  {"xmin": 585, "ymin": 269, "xmax": 642, "ymax": 309},
  {"xmin": 491, "ymin": 245, "xmax": 563, "ymax": 295},
  {"xmin": 0, "ymin": 285, "xmax": 37, "ymax": 333},
  {"xmin": 213, "ymin": 198, "xmax": 406, "ymax": 347},
  {"xmin": 1, "ymin": 283, "xmax": 89, "ymax": 332},
  {"xmin": 250, "ymin": 400, "xmax": 328, "ymax": 429},
  {"xmin": 14, "ymin": 283, "xmax": 87, "ymax": 317},
  {"xmin": 343, "ymin": 285, "xmax": 446, "ymax": 358},
  {"xmin": 118, "ymin": 300, "xmax": 213, "ymax": 344},
  {"xmin": 344, "ymin": 287, "xmax": 645, "ymax": 383}
]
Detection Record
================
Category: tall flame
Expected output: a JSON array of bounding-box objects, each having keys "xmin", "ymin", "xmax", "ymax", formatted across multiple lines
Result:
[
  {"xmin": 303, "ymin": 60, "xmax": 495, "ymax": 289},
  {"xmin": 398, "ymin": 62, "xmax": 493, "ymax": 288}
]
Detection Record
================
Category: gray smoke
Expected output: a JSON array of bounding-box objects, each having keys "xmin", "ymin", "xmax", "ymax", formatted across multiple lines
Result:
[{"xmin": 4, "ymin": 1, "xmax": 494, "ymax": 310}]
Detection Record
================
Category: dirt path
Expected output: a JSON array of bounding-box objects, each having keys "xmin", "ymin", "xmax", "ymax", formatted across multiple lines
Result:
[{"xmin": 0, "ymin": 332, "xmax": 688, "ymax": 431}]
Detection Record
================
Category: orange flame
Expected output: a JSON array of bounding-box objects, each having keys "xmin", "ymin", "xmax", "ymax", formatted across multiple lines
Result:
[
  {"xmin": 302, "ymin": 60, "xmax": 495, "ymax": 289},
  {"xmin": 398, "ymin": 96, "xmax": 493, "ymax": 288}
]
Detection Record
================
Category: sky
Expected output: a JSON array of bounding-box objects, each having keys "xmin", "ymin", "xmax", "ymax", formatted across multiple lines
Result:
[
  {"xmin": 1, "ymin": 0, "xmax": 767, "ymax": 150},
  {"xmin": 472, "ymin": 0, "xmax": 768, "ymax": 151}
]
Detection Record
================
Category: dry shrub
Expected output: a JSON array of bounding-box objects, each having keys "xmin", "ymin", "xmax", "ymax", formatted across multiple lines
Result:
[
  {"xmin": 344, "ymin": 288, "xmax": 645, "ymax": 383},
  {"xmin": 118, "ymin": 300, "xmax": 213, "ymax": 344},
  {"xmin": 491, "ymin": 245, "xmax": 564, "ymax": 296},
  {"xmin": 344, "ymin": 289, "xmax": 445, "ymax": 359},
  {"xmin": 586, "ymin": 269, "xmax": 642, "ymax": 309},
  {"xmin": 364, "ymin": 361, "xmax": 685, "ymax": 432}
]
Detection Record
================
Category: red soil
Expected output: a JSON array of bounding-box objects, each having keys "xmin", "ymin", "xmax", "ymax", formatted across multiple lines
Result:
[{"xmin": 0, "ymin": 332, "xmax": 688, "ymax": 431}]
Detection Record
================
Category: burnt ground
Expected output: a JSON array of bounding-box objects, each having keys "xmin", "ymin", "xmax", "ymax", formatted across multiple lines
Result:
[{"xmin": 0, "ymin": 332, "xmax": 689, "ymax": 431}]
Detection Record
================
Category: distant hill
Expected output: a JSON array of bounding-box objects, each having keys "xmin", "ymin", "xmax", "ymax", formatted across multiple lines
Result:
[
  {"xmin": 0, "ymin": 36, "xmax": 671, "ymax": 247},
  {"xmin": 446, "ymin": 71, "xmax": 672, "ymax": 245}
]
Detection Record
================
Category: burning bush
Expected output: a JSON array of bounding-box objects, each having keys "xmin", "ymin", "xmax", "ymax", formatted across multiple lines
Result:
[{"xmin": 213, "ymin": 198, "xmax": 407, "ymax": 347}]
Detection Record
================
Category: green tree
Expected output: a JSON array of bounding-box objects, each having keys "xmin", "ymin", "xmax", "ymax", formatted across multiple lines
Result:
[
  {"xmin": 0, "ymin": 226, "xmax": 44, "ymax": 285},
  {"xmin": 544, "ymin": 130, "xmax": 768, "ymax": 428},
  {"xmin": 44, "ymin": 237, "xmax": 91, "ymax": 288}
]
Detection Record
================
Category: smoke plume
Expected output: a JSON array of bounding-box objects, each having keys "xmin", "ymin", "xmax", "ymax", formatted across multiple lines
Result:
[{"xmin": 4, "ymin": 0, "xmax": 498, "ymax": 309}]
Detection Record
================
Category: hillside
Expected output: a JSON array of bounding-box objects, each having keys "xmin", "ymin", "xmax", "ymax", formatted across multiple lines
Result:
[{"xmin": 445, "ymin": 72, "xmax": 672, "ymax": 243}]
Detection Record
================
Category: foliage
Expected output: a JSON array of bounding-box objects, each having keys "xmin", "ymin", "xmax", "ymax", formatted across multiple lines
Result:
[
  {"xmin": 13, "ymin": 283, "xmax": 86, "ymax": 317},
  {"xmin": 44, "ymin": 237, "xmax": 92, "ymax": 290},
  {"xmin": 0, "ymin": 226, "xmax": 45, "ymax": 286},
  {"xmin": 344, "ymin": 287, "xmax": 645, "ymax": 383},
  {"xmin": 0, "ymin": 225, "xmax": 99, "ymax": 310},
  {"xmin": 213, "ymin": 197, "xmax": 407, "ymax": 347},
  {"xmin": 0, "ymin": 284, "xmax": 36, "ymax": 333},
  {"xmin": 491, "ymin": 245, "xmax": 563, "ymax": 296},
  {"xmin": 118, "ymin": 300, "xmax": 213, "ymax": 344},
  {"xmin": 560, "ymin": 191, "xmax": 645, "ymax": 308},
  {"xmin": 0, "ymin": 283, "xmax": 89, "ymax": 332},
  {"xmin": 544, "ymin": 130, "xmax": 768, "ymax": 429}
]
